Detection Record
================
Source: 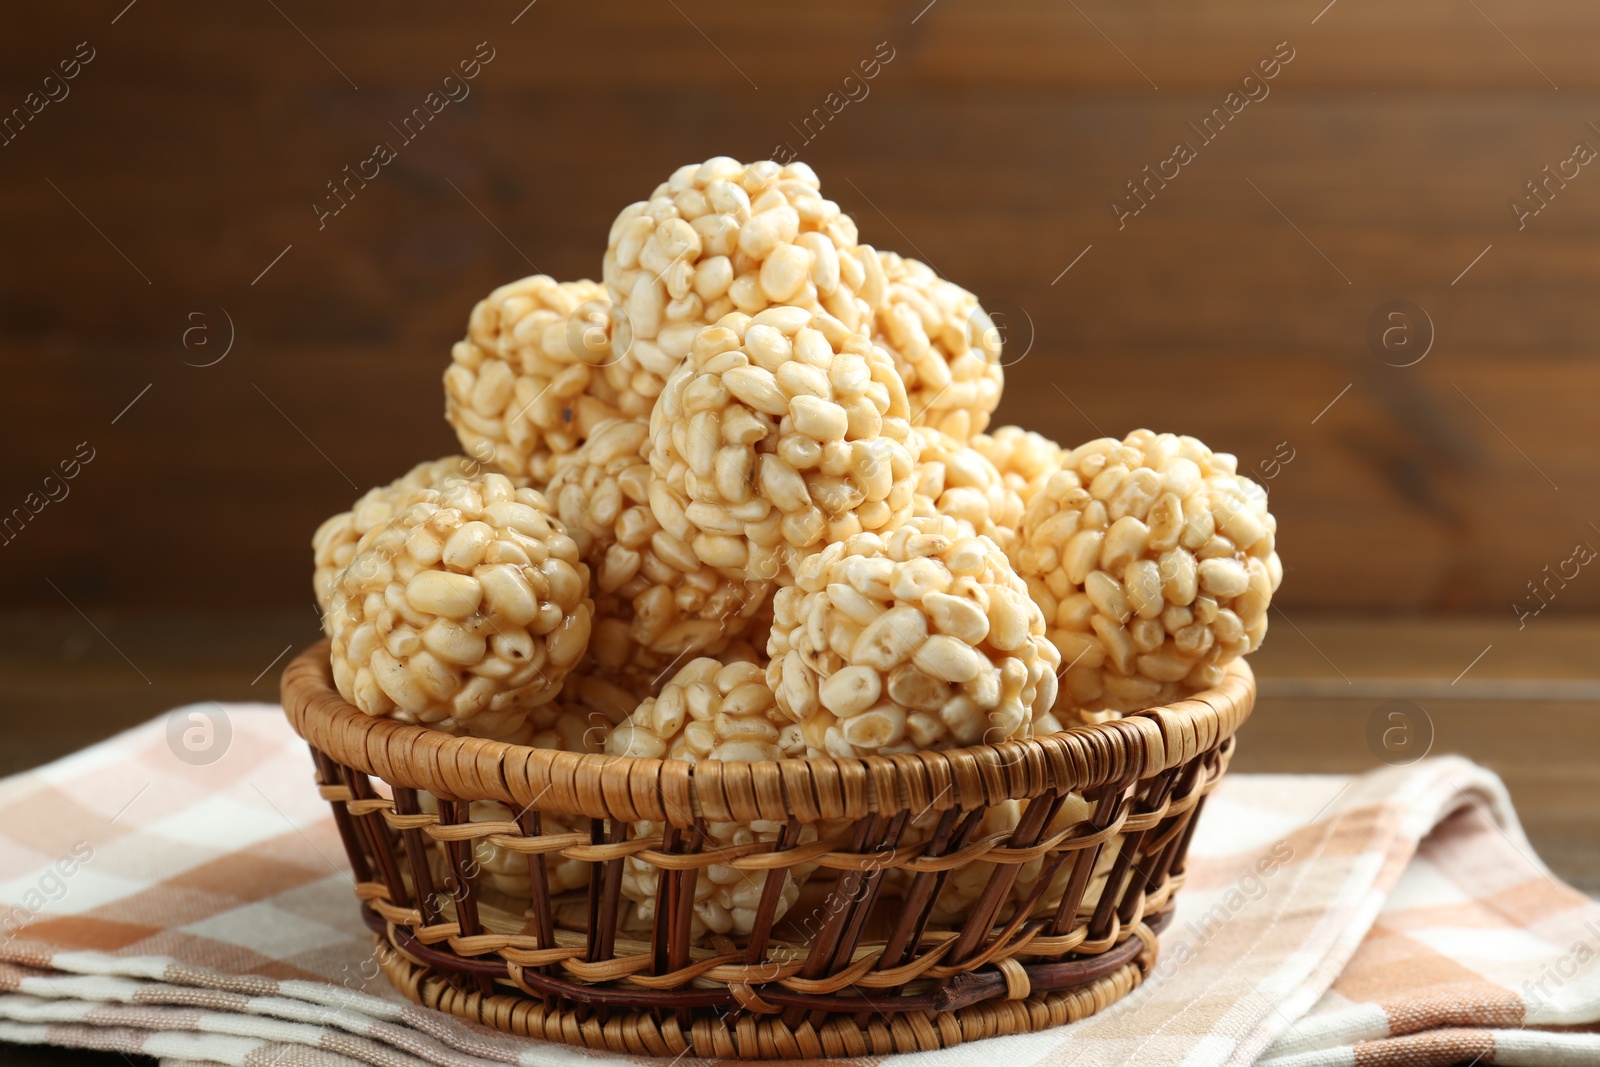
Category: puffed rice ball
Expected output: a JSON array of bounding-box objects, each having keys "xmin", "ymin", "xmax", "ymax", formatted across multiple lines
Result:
[
  {"xmin": 550, "ymin": 417, "xmax": 772, "ymax": 661},
  {"xmin": 602, "ymin": 157, "xmax": 879, "ymax": 418},
  {"xmin": 444, "ymin": 276, "xmax": 626, "ymax": 485},
  {"xmin": 327, "ymin": 473, "xmax": 594, "ymax": 737},
  {"xmin": 580, "ymin": 593, "xmax": 773, "ymax": 696},
  {"xmin": 606, "ymin": 658, "xmax": 817, "ymax": 938},
  {"xmin": 649, "ymin": 309, "xmax": 920, "ymax": 583},
  {"xmin": 582, "ymin": 615, "xmax": 682, "ymax": 693},
  {"xmin": 873, "ymin": 252, "xmax": 1003, "ymax": 440},
  {"xmin": 1014, "ymin": 430, "xmax": 1281, "ymax": 714},
  {"xmin": 972, "ymin": 426, "xmax": 1064, "ymax": 510},
  {"xmin": 910, "ymin": 427, "xmax": 1024, "ymax": 555},
  {"xmin": 312, "ymin": 455, "xmax": 486, "ymax": 618},
  {"xmin": 767, "ymin": 515, "xmax": 1062, "ymax": 759}
]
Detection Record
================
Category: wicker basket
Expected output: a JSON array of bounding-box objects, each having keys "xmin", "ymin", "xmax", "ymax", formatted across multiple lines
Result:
[{"xmin": 280, "ymin": 641, "xmax": 1252, "ymax": 1058}]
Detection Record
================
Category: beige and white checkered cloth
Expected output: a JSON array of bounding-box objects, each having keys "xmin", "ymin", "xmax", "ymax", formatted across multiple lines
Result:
[{"xmin": 1, "ymin": 705, "xmax": 1596, "ymax": 1066}]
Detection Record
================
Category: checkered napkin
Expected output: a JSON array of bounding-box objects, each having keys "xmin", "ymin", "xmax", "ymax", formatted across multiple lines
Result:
[{"xmin": 0, "ymin": 706, "xmax": 1596, "ymax": 1067}]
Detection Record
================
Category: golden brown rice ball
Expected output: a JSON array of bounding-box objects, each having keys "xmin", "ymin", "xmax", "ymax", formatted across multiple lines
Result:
[
  {"xmin": 444, "ymin": 276, "xmax": 625, "ymax": 485},
  {"xmin": 1014, "ymin": 430, "xmax": 1281, "ymax": 714},
  {"xmin": 910, "ymin": 426, "xmax": 1025, "ymax": 555},
  {"xmin": 549, "ymin": 417, "xmax": 772, "ymax": 663},
  {"xmin": 648, "ymin": 308, "xmax": 920, "ymax": 584},
  {"xmin": 601, "ymin": 157, "xmax": 881, "ymax": 418},
  {"xmin": 326, "ymin": 474, "xmax": 593, "ymax": 738},
  {"xmin": 767, "ymin": 515, "xmax": 1061, "ymax": 758},
  {"xmin": 971, "ymin": 425, "xmax": 1064, "ymax": 512}
]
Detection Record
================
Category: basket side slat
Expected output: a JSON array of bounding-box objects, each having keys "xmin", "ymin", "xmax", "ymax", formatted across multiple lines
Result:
[
  {"xmin": 744, "ymin": 816, "xmax": 802, "ymax": 964},
  {"xmin": 877, "ymin": 806, "xmax": 973, "ymax": 972},
  {"xmin": 1087, "ymin": 768, "xmax": 1179, "ymax": 943},
  {"xmin": 310, "ymin": 747, "xmax": 372, "ymax": 885},
  {"xmin": 944, "ymin": 791, "xmax": 1065, "ymax": 966},
  {"xmin": 515, "ymin": 807, "xmax": 557, "ymax": 980},
  {"xmin": 826, "ymin": 809, "xmax": 908, "ymax": 977},
  {"xmin": 595, "ymin": 819, "xmax": 627, "ymax": 964},
  {"xmin": 393, "ymin": 788, "xmax": 440, "ymax": 927},
  {"xmin": 651, "ymin": 824, "xmax": 682, "ymax": 976},
  {"xmin": 585, "ymin": 818, "xmax": 607, "ymax": 961},
  {"xmin": 671, "ymin": 825, "xmax": 704, "ymax": 972},
  {"xmin": 1114, "ymin": 767, "xmax": 1183, "ymax": 927},
  {"xmin": 1132, "ymin": 758, "xmax": 1209, "ymax": 913},
  {"xmin": 439, "ymin": 799, "xmax": 492, "ymax": 996},
  {"xmin": 344, "ymin": 766, "xmax": 411, "ymax": 910},
  {"xmin": 783, "ymin": 813, "xmax": 881, "ymax": 1029},
  {"xmin": 1048, "ymin": 779, "xmax": 1131, "ymax": 938}
]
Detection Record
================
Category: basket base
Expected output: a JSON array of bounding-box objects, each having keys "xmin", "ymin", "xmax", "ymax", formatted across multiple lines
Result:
[{"xmin": 378, "ymin": 932, "xmax": 1158, "ymax": 1059}]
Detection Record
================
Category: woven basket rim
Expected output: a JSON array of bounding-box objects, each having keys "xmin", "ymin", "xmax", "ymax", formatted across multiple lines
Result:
[{"xmin": 281, "ymin": 640, "xmax": 1253, "ymax": 825}]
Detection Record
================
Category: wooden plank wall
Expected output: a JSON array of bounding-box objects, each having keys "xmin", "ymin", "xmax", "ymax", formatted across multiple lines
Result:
[{"xmin": 2, "ymin": 0, "xmax": 1597, "ymax": 615}]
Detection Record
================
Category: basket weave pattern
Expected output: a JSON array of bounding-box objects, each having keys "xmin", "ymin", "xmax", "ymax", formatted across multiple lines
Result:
[{"xmin": 281, "ymin": 641, "xmax": 1252, "ymax": 1058}]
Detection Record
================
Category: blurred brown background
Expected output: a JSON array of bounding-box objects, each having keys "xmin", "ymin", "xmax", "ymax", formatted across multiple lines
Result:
[
  {"xmin": 2, "ymin": 3, "xmax": 1599, "ymax": 1061},
  {"xmin": 4, "ymin": 0, "xmax": 1599, "ymax": 618}
]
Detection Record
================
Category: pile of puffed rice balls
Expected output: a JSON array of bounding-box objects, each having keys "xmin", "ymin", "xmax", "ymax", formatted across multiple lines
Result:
[{"xmin": 314, "ymin": 157, "xmax": 1281, "ymax": 940}]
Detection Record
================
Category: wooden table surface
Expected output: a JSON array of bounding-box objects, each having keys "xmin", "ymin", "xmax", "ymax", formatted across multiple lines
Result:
[{"xmin": 1, "ymin": 610, "xmax": 1595, "ymax": 1065}]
